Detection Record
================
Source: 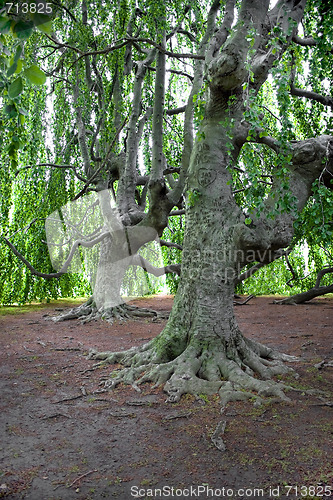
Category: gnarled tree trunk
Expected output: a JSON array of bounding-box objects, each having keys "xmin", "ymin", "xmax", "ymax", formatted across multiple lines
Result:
[{"xmin": 90, "ymin": 120, "xmax": 298, "ymax": 403}]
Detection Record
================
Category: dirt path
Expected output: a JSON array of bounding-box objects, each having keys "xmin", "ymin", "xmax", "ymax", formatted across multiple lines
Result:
[{"xmin": 0, "ymin": 296, "xmax": 332, "ymax": 499}]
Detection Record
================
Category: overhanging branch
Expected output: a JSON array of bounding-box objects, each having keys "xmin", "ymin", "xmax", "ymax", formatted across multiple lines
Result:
[
  {"xmin": 2, "ymin": 232, "xmax": 108, "ymax": 280},
  {"xmin": 132, "ymin": 255, "xmax": 181, "ymax": 276},
  {"xmin": 290, "ymin": 84, "xmax": 333, "ymax": 108}
]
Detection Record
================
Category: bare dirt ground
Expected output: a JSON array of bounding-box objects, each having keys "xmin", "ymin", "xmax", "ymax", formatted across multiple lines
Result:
[{"xmin": 0, "ymin": 295, "xmax": 332, "ymax": 500}]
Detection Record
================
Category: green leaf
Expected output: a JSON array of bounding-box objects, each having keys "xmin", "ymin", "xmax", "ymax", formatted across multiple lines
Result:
[
  {"xmin": 18, "ymin": 107, "xmax": 29, "ymax": 116},
  {"xmin": 245, "ymin": 217, "xmax": 252, "ymax": 225},
  {"xmin": 12, "ymin": 20, "xmax": 34, "ymax": 40},
  {"xmin": 0, "ymin": 16, "xmax": 11, "ymax": 34},
  {"xmin": 4, "ymin": 103, "xmax": 17, "ymax": 118},
  {"xmin": 7, "ymin": 62, "xmax": 18, "ymax": 77},
  {"xmin": 14, "ymin": 45, "xmax": 23, "ymax": 63},
  {"xmin": 8, "ymin": 76, "xmax": 23, "ymax": 98},
  {"xmin": 33, "ymin": 14, "xmax": 53, "ymax": 34},
  {"xmin": 259, "ymin": 131, "xmax": 268, "ymax": 138},
  {"xmin": 9, "ymin": 52, "xmax": 23, "ymax": 74},
  {"xmin": 14, "ymin": 59, "xmax": 23, "ymax": 74},
  {"xmin": 24, "ymin": 65, "xmax": 46, "ymax": 85}
]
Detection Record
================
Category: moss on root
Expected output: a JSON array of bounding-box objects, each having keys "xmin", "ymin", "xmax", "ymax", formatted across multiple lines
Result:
[{"xmin": 88, "ymin": 332, "xmax": 299, "ymax": 404}]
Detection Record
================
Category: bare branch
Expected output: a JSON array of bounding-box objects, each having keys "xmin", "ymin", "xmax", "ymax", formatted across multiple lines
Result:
[
  {"xmin": 206, "ymin": 0, "xmax": 236, "ymax": 63},
  {"xmin": 51, "ymin": 0, "xmax": 78, "ymax": 22},
  {"xmin": 125, "ymin": 37, "xmax": 204, "ymax": 60},
  {"xmin": 234, "ymin": 262, "xmax": 266, "ymax": 285},
  {"xmin": 169, "ymin": 210, "xmax": 185, "ymax": 216},
  {"xmin": 249, "ymin": 130, "xmax": 281, "ymax": 153},
  {"xmin": 235, "ymin": 249, "xmax": 292, "ymax": 285},
  {"xmin": 151, "ymin": 31, "xmax": 166, "ymax": 182},
  {"xmin": 292, "ymin": 34, "xmax": 317, "ymax": 47},
  {"xmin": 160, "ymin": 240, "xmax": 183, "ymax": 250},
  {"xmin": 117, "ymin": 47, "xmax": 156, "ymax": 215},
  {"xmin": 137, "ymin": 107, "xmax": 153, "ymax": 145},
  {"xmin": 275, "ymin": 284, "xmax": 333, "ymax": 305},
  {"xmin": 2, "ymin": 232, "xmax": 108, "ymax": 280},
  {"xmin": 166, "ymin": 105, "xmax": 187, "ymax": 116},
  {"xmin": 132, "ymin": 255, "xmax": 181, "ymax": 276},
  {"xmin": 173, "ymin": 28, "xmax": 196, "ymax": 43},
  {"xmin": 167, "ymin": 68, "xmax": 193, "ymax": 81},
  {"xmin": 290, "ymin": 84, "xmax": 333, "ymax": 108},
  {"xmin": 292, "ymin": 32, "xmax": 332, "ymax": 53},
  {"xmin": 168, "ymin": 0, "xmax": 222, "ymax": 205},
  {"xmin": 73, "ymin": 116, "xmax": 128, "ymax": 201},
  {"xmin": 15, "ymin": 163, "xmax": 87, "ymax": 182},
  {"xmin": 315, "ymin": 267, "xmax": 333, "ymax": 288}
]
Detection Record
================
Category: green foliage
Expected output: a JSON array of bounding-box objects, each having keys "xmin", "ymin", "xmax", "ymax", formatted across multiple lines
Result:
[
  {"xmin": 24, "ymin": 64, "xmax": 46, "ymax": 85},
  {"xmin": 294, "ymin": 180, "xmax": 333, "ymax": 248},
  {"xmin": 0, "ymin": 0, "xmax": 332, "ymax": 304},
  {"xmin": 237, "ymin": 243, "xmax": 332, "ymax": 297},
  {"xmin": 186, "ymin": 188, "xmax": 201, "ymax": 208}
]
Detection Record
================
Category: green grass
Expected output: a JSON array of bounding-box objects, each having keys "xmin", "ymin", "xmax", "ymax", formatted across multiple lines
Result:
[{"xmin": 0, "ymin": 297, "xmax": 87, "ymax": 317}]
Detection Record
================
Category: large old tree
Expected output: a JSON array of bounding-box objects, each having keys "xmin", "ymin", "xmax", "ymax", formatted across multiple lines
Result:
[{"xmin": 1, "ymin": 0, "xmax": 332, "ymax": 402}]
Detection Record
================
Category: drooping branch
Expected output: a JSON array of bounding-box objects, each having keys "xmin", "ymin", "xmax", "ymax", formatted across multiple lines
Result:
[
  {"xmin": 290, "ymin": 84, "xmax": 333, "ymax": 108},
  {"xmin": 234, "ymin": 262, "xmax": 266, "ymax": 285},
  {"xmin": 132, "ymin": 255, "xmax": 181, "ymax": 277},
  {"xmin": 275, "ymin": 284, "xmax": 333, "ymax": 305},
  {"xmin": 292, "ymin": 34, "xmax": 333, "ymax": 53},
  {"xmin": 315, "ymin": 267, "xmax": 333, "ymax": 288},
  {"xmin": 249, "ymin": 130, "xmax": 281, "ymax": 154},
  {"xmin": 292, "ymin": 34, "xmax": 317, "ymax": 47},
  {"xmin": 239, "ymin": 135, "xmax": 333, "ymax": 255},
  {"xmin": 15, "ymin": 163, "xmax": 86, "ymax": 182},
  {"xmin": 2, "ymin": 232, "xmax": 108, "ymax": 280},
  {"xmin": 234, "ymin": 248, "xmax": 292, "ymax": 285},
  {"xmin": 290, "ymin": 53, "xmax": 333, "ymax": 108},
  {"xmin": 160, "ymin": 240, "xmax": 183, "ymax": 250},
  {"xmin": 52, "ymin": 1, "xmax": 78, "ymax": 23},
  {"xmin": 125, "ymin": 37, "xmax": 204, "ymax": 60}
]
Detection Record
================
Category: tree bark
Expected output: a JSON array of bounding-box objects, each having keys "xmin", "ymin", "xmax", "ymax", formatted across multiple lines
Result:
[
  {"xmin": 275, "ymin": 284, "xmax": 333, "ymax": 305},
  {"xmin": 84, "ymin": 0, "xmax": 329, "ymax": 403},
  {"xmin": 90, "ymin": 119, "xmax": 298, "ymax": 402}
]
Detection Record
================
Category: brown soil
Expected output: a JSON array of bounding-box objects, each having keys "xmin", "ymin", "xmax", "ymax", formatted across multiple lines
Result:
[{"xmin": 0, "ymin": 296, "xmax": 332, "ymax": 500}]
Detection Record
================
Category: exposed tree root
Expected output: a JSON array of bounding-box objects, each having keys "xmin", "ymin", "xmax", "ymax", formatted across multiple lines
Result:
[
  {"xmin": 210, "ymin": 419, "xmax": 227, "ymax": 451},
  {"xmin": 88, "ymin": 335, "xmax": 300, "ymax": 404},
  {"xmin": 50, "ymin": 298, "xmax": 159, "ymax": 324}
]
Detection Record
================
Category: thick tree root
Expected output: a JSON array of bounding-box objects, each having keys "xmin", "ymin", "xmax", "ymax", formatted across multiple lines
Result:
[
  {"xmin": 50, "ymin": 298, "xmax": 159, "ymax": 324},
  {"xmin": 88, "ymin": 336, "xmax": 300, "ymax": 403}
]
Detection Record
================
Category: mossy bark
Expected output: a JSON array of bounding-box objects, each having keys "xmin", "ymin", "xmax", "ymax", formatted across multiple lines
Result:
[{"xmin": 89, "ymin": 120, "xmax": 298, "ymax": 402}]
